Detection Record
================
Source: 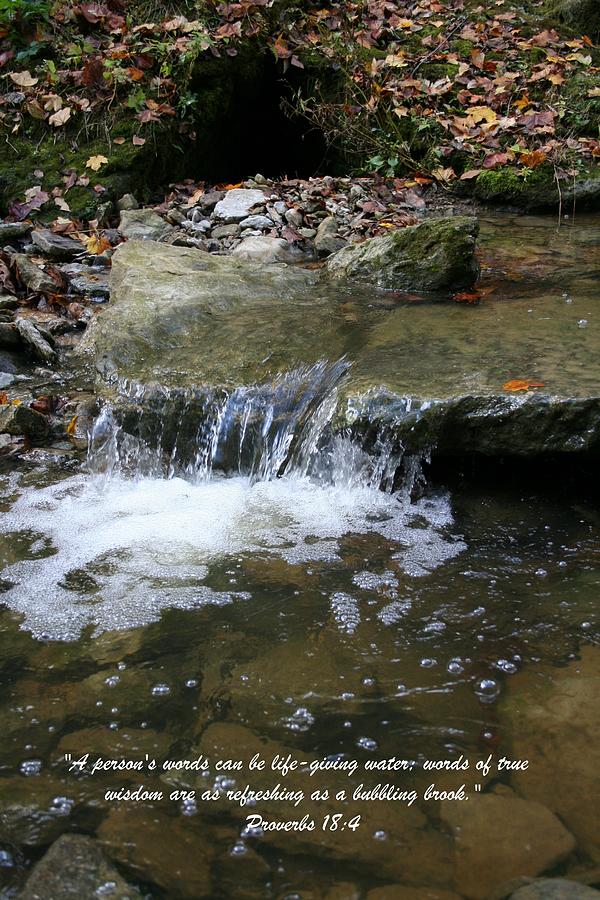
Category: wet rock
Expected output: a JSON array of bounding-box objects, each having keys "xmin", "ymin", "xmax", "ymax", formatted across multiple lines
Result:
[
  {"xmin": 501, "ymin": 646, "xmax": 600, "ymax": 862},
  {"xmin": 0, "ymin": 322, "xmax": 21, "ymax": 350},
  {"xmin": 0, "ymin": 371, "xmax": 15, "ymax": 388},
  {"xmin": 213, "ymin": 189, "xmax": 266, "ymax": 222},
  {"xmin": 117, "ymin": 193, "xmax": 139, "ymax": 211},
  {"xmin": 231, "ymin": 235, "xmax": 305, "ymax": 263},
  {"xmin": 31, "ymin": 229, "xmax": 83, "ymax": 261},
  {"xmin": 20, "ymin": 834, "xmax": 140, "ymax": 899},
  {"xmin": 0, "ymin": 776, "xmax": 74, "ymax": 848},
  {"xmin": 315, "ymin": 217, "xmax": 346, "ymax": 257},
  {"xmin": 510, "ymin": 881, "xmax": 600, "ymax": 899},
  {"xmin": 98, "ymin": 807, "xmax": 212, "ymax": 898},
  {"xmin": 12, "ymin": 254, "xmax": 58, "ymax": 293},
  {"xmin": 197, "ymin": 190, "xmax": 226, "ymax": 212},
  {"xmin": 325, "ymin": 883, "xmax": 361, "ymax": 900},
  {"xmin": 0, "ymin": 295, "xmax": 19, "ymax": 310},
  {"xmin": 62, "ymin": 264, "xmax": 110, "ymax": 299},
  {"xmin": 326, "ymin": 216, "xmax": 479, "ymax": 291},
  {"xmin": 0, "ymin": 221, "xmax": 32, "ymax": 241},
  {"xmin": 440, "ymin": 787, "xmax": 576, "ymax": 899},
  {"xmin": 285, "ymin": 207, "xmax": 304, "ymax": 227},
  {"xmin": 15, "ymin": 317, "xmax": 57, "ymax": 364},
  {"xmin": 118, "ymin": 209, "xmax": 172, "ymax": 242},
  {"xmin": 0, "ymin": 404, "xmax": 50, "ymax": 440},
  {"xmin": 367, "ymin": 889, "xmax": 463, "ymax": 900}
]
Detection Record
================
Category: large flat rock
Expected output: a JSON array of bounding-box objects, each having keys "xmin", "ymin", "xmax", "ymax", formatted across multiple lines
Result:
[{"xmin": 93, "ymin": 215, "xmax": 600, "ymax": 460}]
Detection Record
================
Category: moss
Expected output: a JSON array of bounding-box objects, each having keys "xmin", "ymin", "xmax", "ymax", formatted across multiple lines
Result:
[
  {"xmin": 472, "ymin": 165, "xmax": 559, "ymax": 207},
  {"xmin": 419, "ymin": 62, "xmax": 459, "ymax": 80},
  {"xmin": 451, "ymin": 39, "xmax": 474, "ymax": 58}
]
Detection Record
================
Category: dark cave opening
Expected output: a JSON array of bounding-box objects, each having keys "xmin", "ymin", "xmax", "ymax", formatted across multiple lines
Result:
[{"xmin": 185, "ymin": 53, "xmax": 337, "ymax": 184}]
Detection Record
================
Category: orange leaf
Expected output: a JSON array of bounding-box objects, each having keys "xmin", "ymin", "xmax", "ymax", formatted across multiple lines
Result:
[
  {"xmin": 453, "ymin": 291, "xmax": 481, "ymax": 303},
  {"xmin": 128, "ymin": 66, "xmax": 145, "ymax": 82},
  {"xmin": 84, "ymin": 234, "xmax": 111, "ymax": 255},
  {"xmin": 519, "ymin": 150, "xmax": 547, "ymax": 168},
  {"xmin": 66, "ymin": 415, "xmax": 78, "ymax": 435},
  {"xmin": 0, "ymin": 391, "xmax": 8, "ymax": 405},
  {"xmin": 503, "ymin": 379, "xmax": 545, "ymax": 392}
]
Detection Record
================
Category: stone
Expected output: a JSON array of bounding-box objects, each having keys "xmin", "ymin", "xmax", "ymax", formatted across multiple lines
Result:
[
  {"xmin": 0, "ymin": 371, "xmax": 15, "ymax": 388},
  {"xmin": 315, "ymin": 216, "xmax": 346, "ymax": 257},
  {"xmin": 118, "ymin": 209, "xmax": 172, "ymax": 241},
  {"xmin": 0, "ymin": 221, "xmax": 32, "ymax": 241},
  {"xmin": 0, "ymin": 403, "xmax": 50, "ymax": 439},
  {"xmin": 197, "ymin": 190, "xmax": 226, "ymax": 212},
  {"xmin": 510, "ymin": 881, "xmax": 600, "ymax": 900},
  {"xmin": 0, "ymin": 322, "xmax": 21, "ymax": 350},
  {"xmin": 546, "ymin": 0, "xmax": 600, "ymax": 35},
  {"xmin": 211, "ymin": 223, "xmax": 241, "ymax": 239},
  {"xmin": 440, "ymin": 788, "xmax": 576, "ymax": 899},
  {"xmin": 31, "ymin": 229, "xmax": 82, "ymax": 261},
  {"xmin": 15, "ymin": 317, "xmax": 57, "ymax": 364},
  {"xmin": 117, "ymin": 193, "xmax": 139, "ymax": 211},
  {"xmin": 98, "ymin": 807, "xmax": 212, "ymax": 898},
  {"xmin": 231, "ymin": 235, "xmax": 304, "ymax": 263},
  {"xmin": 213, "ymin": 188, "xmax": 266, "ymax": 222},
  {"xmin": 238, "ymin": 214, "xmax": 274, "ymax": 230},
  {"xmin": 20, "ymin": 834, "xmax": 140, "ymax": 899},
  {"xmin": 13, "ymin": 254, "xmax": 58, "ymax": 293},
  {"xmin": 285, "ymin": 207, "xmax": 304, "ymax": 227},
  {"xmin": 62, "ymin": 264, "xmax": 110, "ymax": 299},
  {"xmin": 367, "ymin": 889, "xmax": 463, "ymax": 900},
  {"xmin": 326, "ymin": 216, "xmax": 479, "ymax": 290},
  {"xmin": 500, "ymin": 646, "xmax": 600, "ymax": 862},
  {"xmin": 0, "ymin": 295, "xmax": 19, "ymax": 310}
]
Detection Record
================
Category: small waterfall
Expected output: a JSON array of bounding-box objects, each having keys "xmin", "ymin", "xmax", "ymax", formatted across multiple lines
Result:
[{"xmin": 88, "ymin": 359, "xmax": 429, "ymax": 494}]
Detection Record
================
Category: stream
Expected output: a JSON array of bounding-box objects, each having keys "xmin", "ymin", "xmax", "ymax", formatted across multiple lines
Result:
[{"xmin": 0, "ymin": 213, "xmax": 599, "ymax": 899}]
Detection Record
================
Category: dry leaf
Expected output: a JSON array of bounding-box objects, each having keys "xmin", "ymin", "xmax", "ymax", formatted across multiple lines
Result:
[
  {"xmin": 84, "ymin": 234, "xmax": 111, "ymax": 254},
  {"xmin": 132, "ymin": 135, "xmax": 146, "ymax": 146},
  {"xmin": 49, "ymin": 107, "xmax": 72, "ymax": 127},
  {"xmin": 9, "ymin": 70, "xmax": 38, "ymax": 87},
  {"xmin": 503, "ymin": 379, "xmax": 545, "ymax": 392},
  {"xmin": 66, "ymin": 415, "xmax": 79, "ymax": 436},
  {"xmin": 113, "ymin": 137, "xmax": 126, "ymax": 145},
  {"xmin": 86, "ymin": 155, "xmax": 109, "ymax": 171}
]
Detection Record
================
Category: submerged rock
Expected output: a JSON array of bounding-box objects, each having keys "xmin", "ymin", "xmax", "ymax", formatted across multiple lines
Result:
[
  {"xmin": 510, "ymin": 881, "xmax": 600, "ymax": 899},
  {"xmin": 15, "ymin": 318, "xmax": 57, "ymax": 365},
  {"xmin": 326, "ymin": 216, "xmax": 479, "ymax": 290},
  {"xmin": 231, "ymin": 235, "xmax": 306, "ymax": 263},
  {"xmin": 20, "ymin": 834, "xmax": 139, "ymax": 899}
]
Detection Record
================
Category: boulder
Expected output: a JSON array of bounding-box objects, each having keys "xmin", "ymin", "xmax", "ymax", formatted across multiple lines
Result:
[
  {"xmin": 118, "ymin": 209, "xmax": 172, "ymax": 241},
  {"xmin": 500, "ymin": 646, "xmax": 600, "ymax": 862},
  {"xmin": 117, "ymin": 193, "xmax": 139, "ymax": 211},
  {"xmin": 19, "ymin": 834, "xmax": 139, "ymax": 899},
  {"xmin": 12, "ymin": 253, "xmax": 57, "ymax": 293},
  {"xmin": 213, "ymin": 188, "xmax": 266, "ymax": 222},
  {"xmin": 510, "ymin": 881, "xmax": 600, "ymax": 900},
  {"xmin": 367, "ymin": 890, "xmax": 463, "ymax": 900},
  {"xmin": 31, "ymin": 229, "xmax": 83, "ymax": 261},
  {"xmin": 0, "ymin": 221, "xmax": 31, "ymax": 241},
  {"xmin": 440, "ymin": 787, "xmax": 575, "ymax": 899},
  {"xmin": 326, "ymin": 216, "xmax": 479, "ymax": 291}
]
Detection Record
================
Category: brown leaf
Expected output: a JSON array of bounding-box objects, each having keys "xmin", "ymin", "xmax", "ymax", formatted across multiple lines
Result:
[
  {"xmin": 9, "ymin": 71, "xmax": 38, "ymax": 88},
  {"xmin": 86, "ymin": 155, "xmax": 109, "ymax": 171},
  {"xmin": 503, "ymin": 379, "xmax": 545, "ymax": 392}
]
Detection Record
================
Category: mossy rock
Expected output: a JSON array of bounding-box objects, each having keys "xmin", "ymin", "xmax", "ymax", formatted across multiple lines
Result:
[
  {"xmin": 545, "ymin": 0, "xmax": 600, "ymax": 37},
  {"xmin": 471, "ymin": 163, "xmax": 600, "ymax": 209}
]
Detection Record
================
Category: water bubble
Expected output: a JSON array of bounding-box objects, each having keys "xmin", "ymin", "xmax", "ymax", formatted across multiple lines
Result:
[
  {"xmin": 104, "ymin": 675, "xmax": 120, "ymax": 687},
  {"xmin": 357, "ymin": 736, "xmax": 378, "ymax": 751},
  {"xmin": 109, "ymin": 722, "xmax": 118, "ymax": 730},
  {"xmin": 373, "ymin": 830, "xmax": 387, "ymax": 841},
  {"xmin": 495, "ymin": 659, "xmax": 518, "ymax": 674},
  {"xmin": 117, "ymin": 662, "xmax": 127, "ymax": 671},
  {"xmin": 231, "ymin": 841, "xmax": 247, "ymax": 856},
  {"xmin": 474, "ymin": 678, "xmax": 500, "ymax": 703},
  {"xmin": 50, "ymin": 796, "xmax": 74, "ymax": 816},
  {"xmin": 283, "ymin": 707, "xmax": 315, "ymax": 733},
  {"xmin": 447, "ymin": 659, "xmax": 464, "ymax": 675},
  {"xmin": 535, "ymin": 568, "xmax": 547, "ymax": 577},
  {"xmin": 185, "ymin": 679, "xmax": 198, "ymax": 688},
  {"xmin": 20, "ymin": 759, "xmax": 42, "ymax": 776},
  {"xmin": 181, "ymin": 797, "xmax": 198, "ymax": 817},
  {"xmin": 0, "ymin": 850, "xmax": 14, "ymax": 868},
  {"xmin": 419, "ymin": 657, "xmax": 437, "ymax": 668},
  {"xmin": 340, "ymin": 692, "xmax": 355, "ymax": 701},
  {"xmin": 581, "ymin": 621, "xmax": 593, "ymax": 631},
  {"xmin": 362, "ymin": 676, "xmax": 375, "ymax": 687},
  {"xmin": 242, "ymin": 822, "xmax": 263, "ymax": 838},
  {"xmin": 151, "ymin": 683, "xmax": 171, "ymax": 697},
  {"xmin": 577, "ymin": 319, "xmax": 588, "ymax": 328},
  {"xmin": 96, "ymin": 882, "xmax": 118, "ymax": 897}
]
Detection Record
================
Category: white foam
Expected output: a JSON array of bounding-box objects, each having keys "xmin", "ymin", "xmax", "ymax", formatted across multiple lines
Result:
[{"xmin": 0, "ymin": 472, "xmax": 465, "ymax": 639}]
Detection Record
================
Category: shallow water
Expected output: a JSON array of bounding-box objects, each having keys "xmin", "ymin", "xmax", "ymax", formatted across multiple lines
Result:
[{"xmin": 1, "ymin": 213, "xmax": 600, "ymax": 898}]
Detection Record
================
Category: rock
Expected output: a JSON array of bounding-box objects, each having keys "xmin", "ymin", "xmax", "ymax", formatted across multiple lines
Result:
[
  {"xmin": 0, "ymin": 371, "xmax": 15, "ymax": 388},
  {"xmin": 500, "ymin": 647, "xmax": 600, "ymax": 862},
  {"xmin": 19, "ymin": 834, "xmax": 140, "ymax": 899},
  {"xmin": 0, "ymin": 221, "xmax": 31, "ymax": 241},
  {"xmin": 367, "ymin": 889, "xmax": 463, "ymax": 900},
  {"xmin": 13, "ymin": 253, "xmax": 58, "ymax": 293},
  {"xmin": 211, "ymin": 223, "xmax": 241, "ymax": 239},
  {"xmin": 326, "ymin": 216, "xmax": 479, "ymax": 290},
  {"xmin": 315, "ymin": 216, "xmax": 346, "ymax": 257},
  {"xmin": 118, "ymin": 209, "xmax": 172, "ymax": 241},
  {"xmin": 31, "ymin": 229, "xmax": 83, "ymax": 261},
  {"xmin": 510, "ymin": 881, "xmax": 600, "ymax": 900},
  {"xmin": 117, "ymin": 193, "xmax": 139, "ymax": 211},
  {"xmin": 546, "ymin": 0, "xmax": 600, "ymax": 35},
  {"xmin": 325, "ymin": 883, "xmax": 362, "ymax": 900},
  {"xmin": 197, "ymin": 190, "xmax": 226, "ymax": 212},
  {"xmin": 231, "ymin": 235, "xmax": 305, "ymax": 263},
  {"xmin": 15, "ymin": 317, "xmax": 57, "ymax": 364},
  {"xmin": 0, "ymin": 403, "xmax": 50, "ymax": 439},
  {"xmin": 285, "ymin": 207, "xmax": 304, "ymax": 227},
  {"xmin": 213, "ymin": 188, "xmax": 266, "ymax": 222},
  {"xmin": 62, "ymin": 264, "xmax": 110, "ymax": 299},
  {"xmin": 0, "ymin": 295, "xmax": 19, "ymax": 310},
  {"xmin": 440, "ymin": 788, "xmax": 576, "ymax": 899},
  {"xmin": 98, "ymin": 807, "xmax": 212, "ymax": 898},
  {"xmin": 238, "ymin": 215, "xmax": 274, "ymax": 230},
  {"xmin": 0, "ymin": 322, "xmax": 21, "ymax": 350}
]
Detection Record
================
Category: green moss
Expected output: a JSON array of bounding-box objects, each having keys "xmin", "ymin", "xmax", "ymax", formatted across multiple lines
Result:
[
  {"xmin": 419, "ymin": 62, "xmax": 459, "ymax": 80},
  {"xmin": 472, "ymin": 165, "xmax": 559, "ymax": 207},
  {"xmin": 451, "ymin": 39, "xmax": 474, "ymax": 58}
]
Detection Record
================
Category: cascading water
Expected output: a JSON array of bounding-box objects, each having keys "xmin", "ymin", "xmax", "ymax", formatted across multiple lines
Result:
[{"xmin": 0, "ymin": 360, "xmax": 465, "ymax": 639}]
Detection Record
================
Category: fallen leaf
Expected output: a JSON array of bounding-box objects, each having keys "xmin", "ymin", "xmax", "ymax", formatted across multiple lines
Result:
[
  {"xmin": 9, "ymin": 71, "xmax": 38, "ymax": 88},
  {"xmin": 460, "ymin": 169, "xmax": 483, "ymax": 180},
  {"xmin": 519, "ymin": 149, "xmax": 547, "ymax": 168},
  {"xmin": 113, "ymin": 136, "xmax": 126, "ymax": 145},
  {"xmin": 49, "ymin": 107, "xmax": 72, "ymax": 127},
  {"xmin": 132, "ymin": 135, "xmax": 146, "ymax": 146},
  {"xmin": 503, "ymin": 379, "xmax": 545, "ymax": 392},
  {"xmin": 86, "ymin": 155, "xmax": 109, "ymax": 171},
  {"xmin": 66, "ymin": 415, "xmax": 78, "ymax": 436},
  {"xmin": 84, "ymin": 234, "xmax": 111, "ymax": 254},
  {"xmin": 588, "ymin": 87, "xmax": 600, "ymax": 97},
  {"xmin": 453, "ymin": 291, "xmax": 481, "ymax": 303},
  {"xmin": 0, "ymin": 392, "xmax": 8, "ymax": 405}
]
